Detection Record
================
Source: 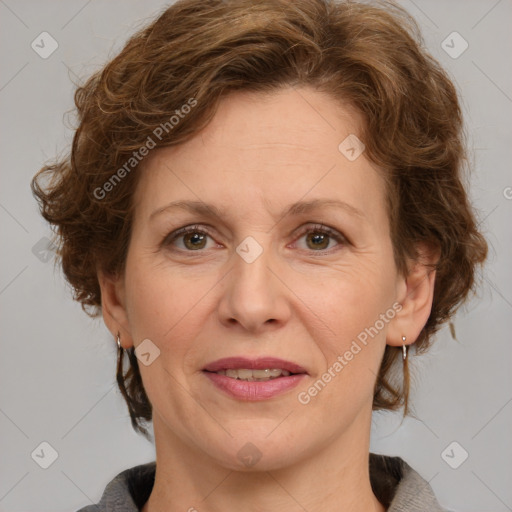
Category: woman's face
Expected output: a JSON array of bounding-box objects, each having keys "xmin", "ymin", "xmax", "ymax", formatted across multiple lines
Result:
[{"xmin": 106, "ymin": 86, "xmax": 411, "ymax": 470}]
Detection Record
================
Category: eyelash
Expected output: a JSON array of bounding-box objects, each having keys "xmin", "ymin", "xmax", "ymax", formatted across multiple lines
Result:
[{"xmin": 163, "ymin": 223, "xmax": 347, "ymax": 254}]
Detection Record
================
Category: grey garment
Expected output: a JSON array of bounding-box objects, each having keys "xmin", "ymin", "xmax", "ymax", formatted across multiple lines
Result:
[
  {"xmin": 386, "ymin": 459, "xmax": 447, "ymax": 511},
  {"xmin": 76, "ymin": 453, "xmax": 446, "ymax": 511}
]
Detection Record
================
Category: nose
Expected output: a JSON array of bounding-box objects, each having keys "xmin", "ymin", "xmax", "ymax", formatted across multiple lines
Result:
[{"xmin": 217, "ymin": 239, "xmax": 291, "ymax": 334}]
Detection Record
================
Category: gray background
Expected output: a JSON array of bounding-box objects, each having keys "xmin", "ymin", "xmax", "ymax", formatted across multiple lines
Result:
[{"xmin": 0, "ymin": 1, "xmax": 511, "ymax": 511}]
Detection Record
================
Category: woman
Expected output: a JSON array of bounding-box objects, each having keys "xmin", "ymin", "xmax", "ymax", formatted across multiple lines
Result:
[{"xmin": 31, "ymin": 0, "xmax": 487, "ymax": 510}]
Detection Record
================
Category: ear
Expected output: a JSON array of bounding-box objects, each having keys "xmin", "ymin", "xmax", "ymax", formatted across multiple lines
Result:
[
  {"xmin": 97, "ymin": 269, "xmax": 134, "ymax": 349},
  {"xmin": 387, "ymin": 243, "xmax": 440, "ymax": 347}
]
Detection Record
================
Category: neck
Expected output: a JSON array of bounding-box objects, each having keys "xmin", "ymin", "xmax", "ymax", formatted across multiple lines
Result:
[{"xmin": 142, "ymin": 410, "xmax": 386, "ymax": 512}]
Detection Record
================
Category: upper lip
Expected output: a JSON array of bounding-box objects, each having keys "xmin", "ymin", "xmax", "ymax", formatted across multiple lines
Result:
[{"xmin": 203, "ymin": 357, "xmax": 308, "ymax": 374}]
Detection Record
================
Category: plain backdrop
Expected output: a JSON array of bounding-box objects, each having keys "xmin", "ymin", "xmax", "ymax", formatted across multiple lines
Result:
[{"xmin": 0, "ymin": 1, "xmax": 511, "ymax": 511}]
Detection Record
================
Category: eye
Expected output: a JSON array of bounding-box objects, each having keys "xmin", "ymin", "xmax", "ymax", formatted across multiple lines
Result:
[
  {"xmin": 163, "ymin": 225, "xmax": 217, "ymax": 251},
  {"xmin": 163, "ymin": 223, "xmax": 347, "ymax": 253},
  {"xmin": 293, "ymin": 223, "xmax": 346, "ymax": 252}
]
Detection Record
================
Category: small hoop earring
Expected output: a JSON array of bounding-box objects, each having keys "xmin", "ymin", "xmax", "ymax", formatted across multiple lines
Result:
[
  {"xmin": 115, "ymin": 332, "xmax": 126, "ymax": 410},
  {"xmin": 402, "ymin": 335, "xmax": 407, "ymax": 361}
]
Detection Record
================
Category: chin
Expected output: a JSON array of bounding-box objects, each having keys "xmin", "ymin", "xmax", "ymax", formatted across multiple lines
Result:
[
  {"xmin": 219, "ymin": 449, "xmax": 299, "ymax": 473},
  {"xmin": 203, "ymin": 432, "xmax": 309, "ymax": 472}
]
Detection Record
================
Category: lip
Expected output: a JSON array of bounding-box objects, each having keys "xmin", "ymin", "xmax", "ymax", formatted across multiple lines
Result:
[
  {"xmin": 202, "ymin": 357, "xmax": 308, "ymax": 401},
  {"xmin": 203, "ymin": 357, "xmax": 308, "ymax": 374}
]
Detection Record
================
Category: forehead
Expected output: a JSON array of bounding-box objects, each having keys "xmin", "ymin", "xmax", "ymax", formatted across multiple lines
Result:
[
  {"xmin": 175, "ymin": 87, "xmax": 365, "ymax": 161},
  {"xmin": 134, "ymin": 86, "xmax": 386, "ymax": 225}
]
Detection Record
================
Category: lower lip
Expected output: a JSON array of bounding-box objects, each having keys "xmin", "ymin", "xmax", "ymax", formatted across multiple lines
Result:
[{"xmin": 203, "ymin": 371, "xmax": 306, "ymax": 400}]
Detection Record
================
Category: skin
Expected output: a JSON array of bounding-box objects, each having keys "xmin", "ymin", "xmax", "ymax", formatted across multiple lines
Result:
[{"xmin": 99, "ymin": 86, "xmax": 437, "ymax": 512}]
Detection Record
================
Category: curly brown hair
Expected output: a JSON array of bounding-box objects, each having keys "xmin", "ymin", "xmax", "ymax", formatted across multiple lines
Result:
[{"xmin": 31, "ymin": 0, "xmax": 488, "ymax": 438}]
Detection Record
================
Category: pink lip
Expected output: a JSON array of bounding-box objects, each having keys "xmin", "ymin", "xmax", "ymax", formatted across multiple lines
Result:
[
  {"xmin": 202, "ymin": 357, "xmax": 308, "ymax": 401},
  {"xmin": 203, "ymin": 357, "xmax": 307, "ymax": 374}
]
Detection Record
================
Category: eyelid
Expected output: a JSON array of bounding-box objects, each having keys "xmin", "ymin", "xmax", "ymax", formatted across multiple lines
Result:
[
  {"xmin": 161, "ymin": 224, "xmax": 216, "ymax": 248},
  {"xmin": 162, "ymin": 222, "xmax": 348, "ymax": 252},
  {"xmin": 291, "ymin": 223, "xmax": 348, "ymax": 251}
]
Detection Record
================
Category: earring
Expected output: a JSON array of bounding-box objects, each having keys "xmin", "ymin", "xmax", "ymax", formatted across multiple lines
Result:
[
  {"xmin": 402, "ymin": 335, "xmax": 407, "ymax": 361},
  {"xmin": 116, "ymin": 332, "xmax": 124, "ymax": 388}
]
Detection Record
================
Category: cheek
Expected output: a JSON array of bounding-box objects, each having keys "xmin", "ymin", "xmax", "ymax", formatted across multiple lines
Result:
[
  {"xmin": 124, "ymin": 249, "xmax": 174, "ymax": 328},
  {"xmin": 309, "ymin": 259, "xmax": 394, "ymax": 332},
  {"xmin": 124, "ymin": 254, "xmax": 221, "ymax": 355},
  {"xmin": 122, "ymin": 258, "xmax": 211, "ymax": 410},
  {"xmin": 294, "ymin": 254, "xmax": 396, "ymax": 384}
]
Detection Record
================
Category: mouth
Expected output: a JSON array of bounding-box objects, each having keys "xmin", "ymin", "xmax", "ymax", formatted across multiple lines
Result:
[
  {"xmin": 209, "ymin": 368, "xmax": 294, "ymax": 381},
  {"xmin": 203, "ymin": 356, "xmax": 308, "ymax": 379},
  {"xmin": 202, "ymin": 357, "xmax": 308, "ymax": 400}
]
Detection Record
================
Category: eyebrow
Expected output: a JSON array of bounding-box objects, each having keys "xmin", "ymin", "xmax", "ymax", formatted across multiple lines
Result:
[{"xmin": 150, "ymin": 198, "xmax": 365, "ymax": 222}]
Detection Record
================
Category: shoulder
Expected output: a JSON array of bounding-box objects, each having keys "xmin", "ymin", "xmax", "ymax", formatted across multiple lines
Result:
[
  {"xmin": 77, "ymin": 456, "xmax": 449, "ymax": 512},
  {"xmin": 75, "ymin": 461, "xmax": 156, "ymax": 512},
  {"xmin": 369, "ymin": 452, "xmax": 448, "ymax": 512}
]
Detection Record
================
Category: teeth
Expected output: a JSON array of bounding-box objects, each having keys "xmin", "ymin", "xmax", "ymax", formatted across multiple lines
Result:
[{"xmin": 217, "ymin": 368, "xmax": 291, "ymax": 381}]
